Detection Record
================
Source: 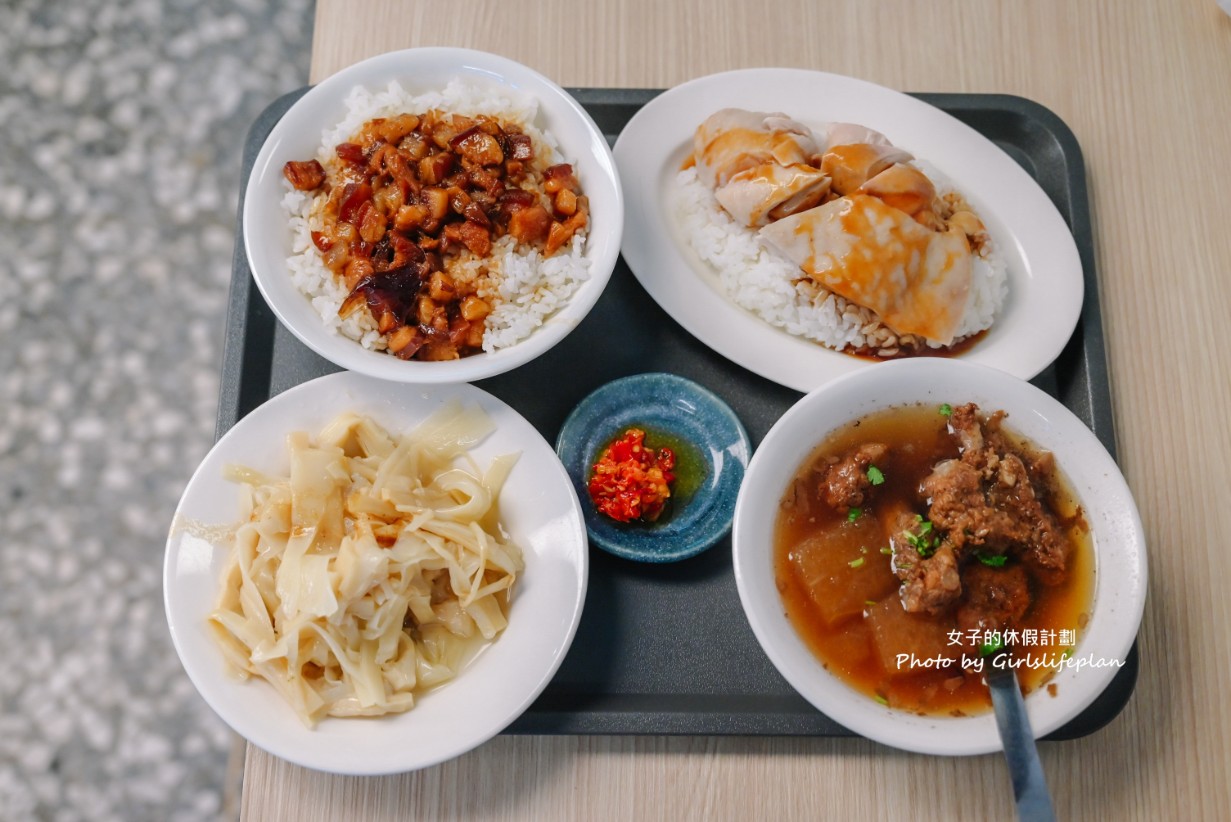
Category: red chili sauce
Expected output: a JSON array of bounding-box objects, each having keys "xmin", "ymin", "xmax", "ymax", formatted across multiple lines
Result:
[{"xmin": 587, "ymin": 428, "xmax": 678, "ymax": 523}]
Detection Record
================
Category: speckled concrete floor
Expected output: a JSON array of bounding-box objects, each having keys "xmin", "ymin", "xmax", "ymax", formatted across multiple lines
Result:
[{"xmin": 0, "ymin": 1, "xmax": 312, "ymax": 819}]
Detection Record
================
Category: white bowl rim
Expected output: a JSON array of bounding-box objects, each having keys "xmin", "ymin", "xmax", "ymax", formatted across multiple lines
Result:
[
  {"xmin": 241, "ymin": 47, "xmax": 623, "ymax": 384},
  {"xmin": 732, "ymin": 358, "xmax": 1147, "ymax": 755}
]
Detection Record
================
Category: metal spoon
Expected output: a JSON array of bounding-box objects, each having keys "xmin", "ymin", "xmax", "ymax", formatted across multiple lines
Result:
[{"xmin": 987, "ymin": 657, "xmax": 1057, "ymax": 822}]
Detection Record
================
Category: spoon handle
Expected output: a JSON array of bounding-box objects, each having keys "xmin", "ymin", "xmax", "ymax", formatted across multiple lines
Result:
[{"xmin": 988, "ymin": 667, "xmax": 1057, "ymax": 822}]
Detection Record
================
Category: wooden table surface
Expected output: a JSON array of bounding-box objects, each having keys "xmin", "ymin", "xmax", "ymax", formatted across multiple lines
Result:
[{"xmin": 241, "ymin": 1, "xmax": 1231, "ymax": 819}]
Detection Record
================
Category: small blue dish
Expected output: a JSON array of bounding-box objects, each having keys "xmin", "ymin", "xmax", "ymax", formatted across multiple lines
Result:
[{"xmin": 556, "ymin": 373, "xmax": 751, "ymax": 563}]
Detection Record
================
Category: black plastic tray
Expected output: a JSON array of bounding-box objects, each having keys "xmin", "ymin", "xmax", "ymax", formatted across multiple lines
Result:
[{"xmin": 221, "ymin": 88, "xmax": 1137, "ymax": 739}]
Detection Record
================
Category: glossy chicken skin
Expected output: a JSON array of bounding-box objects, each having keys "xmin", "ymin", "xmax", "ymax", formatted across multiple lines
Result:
[
  {"xmin": 820, "ymin": 143, "xmax": 915, "ymax": 196},
  {"xmin": 856, "ymin": 163, "xmax": 937, "ymax": 221},
  {"xmin": 693, "ymin": 109, "xmax": 831, "ymax": 226},
  {"xmin": 759, "ymin": 194, "xmax": 973, "ymax": 345},
  {"xmin": 693, "ymin": 108, "xmax": 821, "ymax": 188},
  {"xmin": 817, "ymin": 121, "xmax": 894, "ymax": 151},
  {"xmin": 714, "ymin": 162, "xmax": 831, "ymax": 227}
]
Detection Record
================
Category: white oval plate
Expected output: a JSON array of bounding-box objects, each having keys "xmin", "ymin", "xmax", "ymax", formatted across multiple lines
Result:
[
  {"xmin": 613, "ymin": 69, "xmax": 1083, "ymax": 392},
  {"xmin": 733, "ymin": 359, "xmax": 1146, "ymax": 755},
  {"xmin": 243, "ymin": 47, "xmax": 623, "ymax": 384},
  {"xmin": 163, "ymin": 372, "xmax": 588, "ymax": 774}
]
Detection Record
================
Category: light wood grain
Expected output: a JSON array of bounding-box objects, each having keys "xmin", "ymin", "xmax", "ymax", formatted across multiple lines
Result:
[{"xmin": 244, "ymin": 0, "xmax": 1231, "ymax": 818}]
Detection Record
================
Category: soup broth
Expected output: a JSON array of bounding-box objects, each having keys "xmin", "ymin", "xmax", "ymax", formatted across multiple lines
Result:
[{"xmin": 774, "ymin": 403, "xmax": 1094, "ymax": 716}]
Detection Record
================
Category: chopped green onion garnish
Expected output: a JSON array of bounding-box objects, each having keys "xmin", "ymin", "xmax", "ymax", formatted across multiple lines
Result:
[
  {"xmin": 901, "ymin": 518, "xmax": 937, "ymax": 558},
  {"xmin": 866, "ymin": 465, "xmax": 885, "ymax": 486},
  {"xmin": 848, "ymin": 507, "xmax": 862, "ymax": 522},
  {"xmin": 874, "ymin": 694, "xmax": 890, "ymax": 706},
  {"xmin": 939, "ymin": 403, "xmax": 953, "ymax": 416},
  {"xmin": 880, "ymin": 546, "xmax": 892, "ymax": 555},
  {"xmin": 977, "ymin": 553, "xmax": 1008, "ymax": 567},
  {"xmin": 865, "ymin": 600, "xmax": 877, "ymax": 607},
  {"xmin": 980, "ymin": 639, "xmax": 1004, "ymax": 657},
  {"xmin": 848, "ymin": 557, "xmax": 865, "ymax": 569},
  {"xmin": 1061, "ymin": 647, "xmax": 1074, "ymax": 660}
]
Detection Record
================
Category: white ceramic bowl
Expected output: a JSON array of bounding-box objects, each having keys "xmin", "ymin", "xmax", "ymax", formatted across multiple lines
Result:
[
  {"xmin": 732, "ymin": 359, "xmax": 1146, "ymax": 755},
  {"xmin": 242, "ymin": 48, "xmax": 623, "ymax": 383},
  {"xmin": 164, "ymin": 372, "xmax": 588, "ymax": 774}
]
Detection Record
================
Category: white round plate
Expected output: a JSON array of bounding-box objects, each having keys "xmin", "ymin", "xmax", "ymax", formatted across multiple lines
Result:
[
  {"xmin": 613, "ymin": 69, "xmax": 1083, "ymax": 392},
  {"xmin": 732, "ymin": 359, "xmax": 1146, "ymax": 755},
  {"xmin": 164, "ymin": 372, "xmax": 588, "ymax": 774},
  {"xmin": 243, "ymin": 47, "xmax": 623, "ymax": 384}
]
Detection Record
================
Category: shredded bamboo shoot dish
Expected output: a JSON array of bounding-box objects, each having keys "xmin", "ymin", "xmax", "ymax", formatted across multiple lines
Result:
[{"xmin": 207, "ymin": 404, "xmax": 523, "ymax": 726}]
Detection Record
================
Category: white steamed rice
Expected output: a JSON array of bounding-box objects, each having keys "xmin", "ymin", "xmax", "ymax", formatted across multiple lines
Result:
[
  {"xmin": 670, "ymin": 162, "xmax": 1007, "ymax": 355},
  {"xmin": 282, "ymin": 79, "xmax": 590, "ymax": 354}
]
